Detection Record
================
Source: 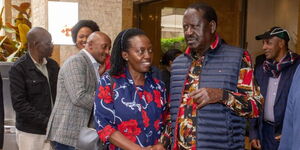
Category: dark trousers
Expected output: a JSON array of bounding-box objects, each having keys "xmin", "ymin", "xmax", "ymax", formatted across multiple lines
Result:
[
  {"xmin": 51, "ymin": 141, "xmax": 75, "ymax": 150},
  {"xmin": 262, "ymin": 121, "xmax": 280, "ymax": 150}
]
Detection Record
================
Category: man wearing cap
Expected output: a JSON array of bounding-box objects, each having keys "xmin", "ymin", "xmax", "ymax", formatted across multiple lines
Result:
[{"xmin": 250, "ymin": 27, "xmax": 300, "ymax": 150}]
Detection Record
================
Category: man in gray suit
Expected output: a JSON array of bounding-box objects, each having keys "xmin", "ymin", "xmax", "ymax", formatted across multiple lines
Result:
[{"xmin": 46, "ymin": 31, "xmax": 111, "ymax": 150}]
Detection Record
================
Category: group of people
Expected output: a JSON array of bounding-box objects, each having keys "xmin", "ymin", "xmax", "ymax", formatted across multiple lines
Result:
[{"xmin": 4, "ymin": 2, "xmax": 300, "ymax": 150}]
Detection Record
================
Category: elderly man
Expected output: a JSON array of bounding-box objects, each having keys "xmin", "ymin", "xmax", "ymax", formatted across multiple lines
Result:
[
  {"xmin": 46, "ymin": 31, "xmax": 111, "ymax": 150},
  {"xmin": 9, "ymin": 27, "xmax": 60, "ymax": 150},
  {"xmin": 250, "ymin": 27, "xmax": 300, "ymax": 150},
  {"xmin": 161, "ymin": 2, "xmax": 263, "ymax": 149}
]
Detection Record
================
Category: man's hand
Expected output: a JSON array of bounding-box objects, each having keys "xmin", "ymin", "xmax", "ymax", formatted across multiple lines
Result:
[
  {"xmin": 250, "ymin": 139, "xmax": 261, "ymax": 150},
  {"xmin": 189, "ymin": 88, "xmax": 223, "ymax": 109},
  {"xmin": 275, "ymin": 135, "xmax": 281, "ymax": 141}
]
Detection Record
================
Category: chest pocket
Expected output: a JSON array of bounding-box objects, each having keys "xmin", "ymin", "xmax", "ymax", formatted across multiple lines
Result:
[{"xmin": 26, "ymin": 79, "xmax": 45, "ymax": 95}]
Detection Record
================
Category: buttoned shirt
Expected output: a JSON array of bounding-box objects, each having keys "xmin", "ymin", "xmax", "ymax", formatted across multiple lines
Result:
[
  {"xmin": 29, "ymin": 52, "xmax": 53, "ymax": 107},
  {"xmin": 264, "ymin": 75, "xmax": 281, "ymax": 122}
]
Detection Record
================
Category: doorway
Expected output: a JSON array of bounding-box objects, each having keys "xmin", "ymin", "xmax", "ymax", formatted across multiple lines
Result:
[{"xmin": 134, "ymin": 0, "xmax": 247, "ymax": 67}]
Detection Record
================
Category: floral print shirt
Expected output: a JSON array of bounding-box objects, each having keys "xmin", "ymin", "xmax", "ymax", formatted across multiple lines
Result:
[{"xmin": 94, "ymin": 69, "xmax": 167, "ymax": 150}]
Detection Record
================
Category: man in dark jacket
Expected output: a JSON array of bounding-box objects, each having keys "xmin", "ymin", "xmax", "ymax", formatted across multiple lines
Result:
[
  {"xmin": 9, "ymin": 27, "xmax": 59, "ymax": 150},
  {"xmin": 161, "ymin": 2, "xmax": 263, "ymax": 149},
  {"xmin": 250, "ymin": 27, "xmax": 300, "ymax": 150}
]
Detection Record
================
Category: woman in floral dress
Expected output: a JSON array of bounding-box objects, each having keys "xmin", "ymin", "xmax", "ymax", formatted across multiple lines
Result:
[{"xmin": 94, "ymin": 28, "xmax": 167, "ymax": 150}]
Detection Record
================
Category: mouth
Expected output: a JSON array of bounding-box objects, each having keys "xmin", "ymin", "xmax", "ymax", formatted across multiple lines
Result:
[
  {"xmin": 186, "ymin": 38, "xmax": 196, "ymax": 45},
  {"xmin": 142, "ymin": 62, "xmax": 151, "ymax": 67}
]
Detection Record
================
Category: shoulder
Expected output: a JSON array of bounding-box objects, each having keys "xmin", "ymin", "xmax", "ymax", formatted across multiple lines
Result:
[
  {"xmin": 221, "ymin": 43, "xmax": 244, "ymax": 52},
  {"xmin": 61, "ymin": 52, "xmax": 87, "ymax": 68},
  {"xmin": 9, "ymin": 54, "xmax": 31, "ymax": 74},
  {"xmin": 173, "ymin": 53, "xmax": 189, "ymax": 64},
  {"xmin": 46, "ymin": 58, "xmax": 59, "ymax": 68},
  {"xmin": 11, "ymin": 54, "xmax": 30, "ymax": 68}
]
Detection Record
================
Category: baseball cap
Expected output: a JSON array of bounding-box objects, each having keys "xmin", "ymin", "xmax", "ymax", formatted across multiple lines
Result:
[{"xmin": 255, "ymin": 26, "xmax": 290, "ymax": 42}]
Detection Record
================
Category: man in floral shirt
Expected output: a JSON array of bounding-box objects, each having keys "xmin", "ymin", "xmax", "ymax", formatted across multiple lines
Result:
[{"xmin": 161, "ymin": 2, "xmax": 263, "ymax": 150}]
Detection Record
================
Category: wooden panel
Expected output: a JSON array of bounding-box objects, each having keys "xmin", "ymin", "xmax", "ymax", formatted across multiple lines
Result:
[{"xmin": 51, "ymin": 45, "xmax": 60, "ymax": 65}]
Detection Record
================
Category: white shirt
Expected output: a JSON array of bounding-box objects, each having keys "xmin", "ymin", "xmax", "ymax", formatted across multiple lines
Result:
[{"xmin": 264, "ymin": 74, "xmax": 281, "ymax": 122}]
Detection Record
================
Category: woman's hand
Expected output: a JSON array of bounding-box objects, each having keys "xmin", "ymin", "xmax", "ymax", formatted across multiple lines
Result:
[{"xmin": 151, "ymin": 143, "xmax": 165, "ymax": 150}]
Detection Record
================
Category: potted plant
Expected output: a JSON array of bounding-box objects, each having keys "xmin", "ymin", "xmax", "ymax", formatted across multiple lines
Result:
[{"xmin": 0, "ymin": 2, "xmax": 31, "ymax": 62}]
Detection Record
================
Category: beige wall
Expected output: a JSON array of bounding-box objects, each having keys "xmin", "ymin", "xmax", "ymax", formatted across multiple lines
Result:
[
  {"xmin": 30, "ymin": 0, "xmax": 123, "ymax": 64},
  {"xmin": 246, "ymin": 0, "xmax": 275, "ymax": 61},
  {"xmin": 247, "ymin": 0, "xmax": 299, "ymax": 63},
  {"xmin": 274, "ymin": 0, "xmax": 299, "ymax": 51}
]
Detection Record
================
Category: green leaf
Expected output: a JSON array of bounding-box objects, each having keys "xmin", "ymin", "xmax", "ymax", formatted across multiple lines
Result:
[{"xmin": 3, "ymin": 26, "xmax": 17, "ymax": 33}]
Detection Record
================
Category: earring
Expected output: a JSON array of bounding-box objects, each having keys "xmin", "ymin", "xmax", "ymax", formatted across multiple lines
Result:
[{"xmin": 125, "ymin": 58, "xmax": 128, "ymax": 61}]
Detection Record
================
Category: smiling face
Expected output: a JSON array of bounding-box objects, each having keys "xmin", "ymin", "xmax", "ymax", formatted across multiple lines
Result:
[
  {"xmin": 122, "ymin": 35, "xmax": 153, "ymax": 75},
  {"xmin": 262, "ymin": 36, "xmax": 286, "ymax": 62},
  {"xmin": 183, "ymin": 8, "xmax": 215, "ymax": 54},
  {"xmin": 76, "ymin": 27, "xmax": 93, "ymax": 49},
  {"xmin": 87, "ymin": 32, "xmax": 111, "ymax": 64}
]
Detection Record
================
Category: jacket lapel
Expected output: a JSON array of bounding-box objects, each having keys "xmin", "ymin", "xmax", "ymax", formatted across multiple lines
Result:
[
  {"xmin": 274, "ymin": 71, "xmax": 290, "ymax": 106},
  {"xmin": 80, "ymin": 51, "xmax": 98, "ymax": 85}
]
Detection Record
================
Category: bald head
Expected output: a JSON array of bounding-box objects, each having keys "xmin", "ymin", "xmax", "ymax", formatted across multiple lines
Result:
[
  {"xmin": 27, "ymin": 27, "xmax": 51, "ymax": 46},
  {"xmin": 27, "ymin": 27, "xmax": 53, "ymax": 59},
  {"xmin": 86, "ymin": 31, "xmax": 110, "ymax": 46},
  {"xmin": 85, "ymin": 31, "xmax": 111, "ymax": 64}
]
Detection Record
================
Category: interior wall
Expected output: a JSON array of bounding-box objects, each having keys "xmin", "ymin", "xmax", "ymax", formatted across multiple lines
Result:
[
  {"xmin": 246, "ymin": 0, "xmax": 299, "ymax": 63},
  {"xmin": 60, "ymin": 0, "xmax": 122, "ymax": 64},
  {"xmin": 246, "ymin": 0, "xmax": 275, "ymax": 62},
  {"xmin": 30, "ymin": 0, "xmax": 123, "ymax": 65},
  {"xmin": 274, "ymin": 0, "xmax": 299, "ymax": 51}
]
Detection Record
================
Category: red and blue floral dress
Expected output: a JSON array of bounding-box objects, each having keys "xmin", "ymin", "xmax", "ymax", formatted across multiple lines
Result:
[{"xmin": 94, "ymin": 69, "xmax": 168, "ymax": 149}]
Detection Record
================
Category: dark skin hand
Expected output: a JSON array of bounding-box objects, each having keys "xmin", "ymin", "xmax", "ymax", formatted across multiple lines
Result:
[
  {"xmin": 189, "ymin": 88, "xmax": 223, "ymax": 109},
  {"xmin": 250, "ymin": 139, "xmax": 261, "ymax": 150},
  {"xmin": 151, "ymin": 143, "xmax": 165, "ymax": 150}
]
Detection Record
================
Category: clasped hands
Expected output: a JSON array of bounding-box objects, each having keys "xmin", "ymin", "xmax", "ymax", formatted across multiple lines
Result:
[{"xmin": 189, "ymin": 88, "xmax": 224, "ymax": 109}]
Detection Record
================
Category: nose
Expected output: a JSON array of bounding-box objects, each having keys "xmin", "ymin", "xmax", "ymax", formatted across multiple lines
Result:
[
  {"xmin": 262, "ymin": 43, "xmax": 268, "ymax": 51},
  {"xmin": 105, "ymin": 47, "xmax": 110, "ymax": 55},
  {"xmin": 143, "ymin": 50, "xmax": 152, "ymax": 59},
  {"xmin": 185, "ymin": 26, "xmax": 193, "ymax": 35},
  {"xmin": 82, "ymin": 36, "xmax": 88, "ymax": 42}
]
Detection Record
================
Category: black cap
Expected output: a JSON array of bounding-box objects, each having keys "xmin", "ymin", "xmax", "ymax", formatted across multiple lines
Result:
[{"xmin": 255, "ymin": 26, "xmax": 290, "ymax": 42}]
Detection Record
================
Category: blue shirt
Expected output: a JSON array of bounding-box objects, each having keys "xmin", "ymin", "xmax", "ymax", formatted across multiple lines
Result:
[{"xmin": 279, "ymin": 65, "xmax": 300, "ymax": 150}]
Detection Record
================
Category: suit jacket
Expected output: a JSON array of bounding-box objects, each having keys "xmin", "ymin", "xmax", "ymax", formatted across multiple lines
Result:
[
  {"xmin": 46, "ymin": 50, "xmax": 98, "ymax": 147},
  {"xmin": 250, "ymin": 57, "xmax": 300, "ymax": 140}
]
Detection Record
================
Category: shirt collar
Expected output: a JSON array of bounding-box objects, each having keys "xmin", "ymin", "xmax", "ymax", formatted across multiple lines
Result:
[
  {"xmin": 28, "ymin": 52, "xmax": 47, "ymax": 65},
  {"xmin": 82, "ymin": 49, "xmax": 99, "ymax": 66}
]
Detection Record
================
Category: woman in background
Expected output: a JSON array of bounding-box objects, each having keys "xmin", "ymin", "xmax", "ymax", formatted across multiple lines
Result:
[
  {"xmin": 94, "ymin": 28, "xmax": 166, "ymax": 150},
  {"xmin": 71, "ymin": 20, "xmax": 110, "ymax": 74},
  {"xmin": 160, "ymin": 49, "xmax": 182, "ymax": 96}
]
